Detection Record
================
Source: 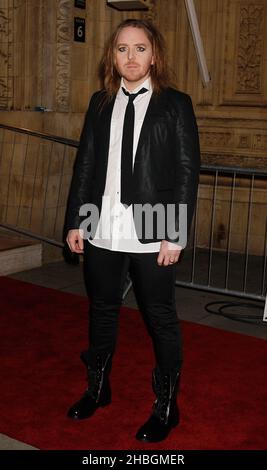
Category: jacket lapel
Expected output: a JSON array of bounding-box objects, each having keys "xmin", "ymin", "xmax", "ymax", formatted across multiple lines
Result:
[
  {"xmin": 99, "ymin": 95, "xmax": 116, "ymax": 164},
  {"xmin": 133, "ymin": 92, "xmax": 162, "ymax": 172}
]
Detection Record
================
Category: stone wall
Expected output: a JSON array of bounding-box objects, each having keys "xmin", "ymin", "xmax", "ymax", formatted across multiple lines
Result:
[{"xmin": 0, "ymin": 0, "xmax": 266, "ymax": 259}]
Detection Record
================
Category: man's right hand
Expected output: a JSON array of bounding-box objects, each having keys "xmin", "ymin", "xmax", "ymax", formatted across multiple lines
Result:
[{"xmin": 66, "ymin": 229, "xmax": 84, "ymax": 254}]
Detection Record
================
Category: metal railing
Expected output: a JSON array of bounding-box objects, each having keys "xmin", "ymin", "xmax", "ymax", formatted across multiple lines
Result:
[
  {"xmin": 0, "ymin": 124, "xmax": 78, "ymax": 249},
  {"xmin": 0, "ymin": 124, "xmax": 266, "ymax": 310},
  {"xmin": 177, "ymin": 165, "xmax": 267, "ymax": 303}
]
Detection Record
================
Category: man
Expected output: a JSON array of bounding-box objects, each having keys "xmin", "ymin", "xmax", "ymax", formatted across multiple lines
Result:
[{"xmin": 65, "ymin": 18, "xmax": 200, "ymax": 443}]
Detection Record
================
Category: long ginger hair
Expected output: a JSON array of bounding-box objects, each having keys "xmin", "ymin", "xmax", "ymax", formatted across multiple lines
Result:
[{"xmin": 99, "ymin": 19, "xmax": 173, "ymax": 99}]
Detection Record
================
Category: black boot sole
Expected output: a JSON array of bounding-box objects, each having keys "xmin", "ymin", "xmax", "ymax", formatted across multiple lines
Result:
[
  {"xmin": 67, "ymin": 397, "xmax": 112, "ymax": 420},
  {"xmin": 135, "ymin": 416, "xmax": 179, "ymax": 442}
]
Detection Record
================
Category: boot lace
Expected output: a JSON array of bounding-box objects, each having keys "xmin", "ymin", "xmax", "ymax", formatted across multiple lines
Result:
[
  {"xmin": 152, "ymin": 369, "xmax": 179, "ymax": 424},
  {"xmin": 152, "ymin": 372, "xmax": 171, "ymax": 424},
  {"xmin": 86, "ymin": 353, "xmax": 111, "ymax": 402}
]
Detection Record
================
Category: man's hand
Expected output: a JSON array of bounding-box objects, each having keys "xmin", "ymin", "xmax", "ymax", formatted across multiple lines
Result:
[
  {"xmin": 66, "ymin": 229, "xmax": 84, "ymax": 254},
  {"xmin": 157, "ymin": 240, "xmax": 182, "ymax": 266}
]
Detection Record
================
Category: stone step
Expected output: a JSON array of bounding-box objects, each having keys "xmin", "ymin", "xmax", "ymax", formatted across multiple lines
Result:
[{"xmin": 0, "ymin": 230, "xmax": 42, "ymax": 275}]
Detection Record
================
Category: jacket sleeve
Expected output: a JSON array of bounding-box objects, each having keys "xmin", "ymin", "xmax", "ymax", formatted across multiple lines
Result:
[
  {"xmin": 166, "ymin": 93, "xmax": 201, "ymax": 245},
  {"xmin": 64, "ymin": 92, "xmax": 99, "ymax": 233}
]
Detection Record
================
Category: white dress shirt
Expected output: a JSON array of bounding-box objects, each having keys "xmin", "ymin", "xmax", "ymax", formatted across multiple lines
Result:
[{"xmin": 89, "ymin": 77, "xmax": 179, "ymax": 253}]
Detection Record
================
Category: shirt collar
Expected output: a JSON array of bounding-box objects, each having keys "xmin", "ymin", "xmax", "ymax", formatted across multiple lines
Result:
[{"xmin": 120, "ymin": 76, "xmax": 152, "ymax": 96}]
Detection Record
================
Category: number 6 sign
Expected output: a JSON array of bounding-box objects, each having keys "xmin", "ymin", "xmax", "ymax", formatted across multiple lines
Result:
[{"xmin": 74, "ymin": 17, "xmax": 85, "ymax": 43}]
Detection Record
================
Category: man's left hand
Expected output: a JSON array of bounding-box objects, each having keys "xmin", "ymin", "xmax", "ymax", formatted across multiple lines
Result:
[{"xmin": 157, "ymin": 240, "xmax": 182, "ymax": 266}]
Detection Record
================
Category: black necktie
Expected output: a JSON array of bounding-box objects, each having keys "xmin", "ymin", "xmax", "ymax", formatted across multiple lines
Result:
[{"xmin": 121, "ymin": 86, "xmax": 147, "ymax": 207}]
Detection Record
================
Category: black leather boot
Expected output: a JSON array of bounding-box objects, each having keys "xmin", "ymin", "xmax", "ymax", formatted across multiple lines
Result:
[
  {"xmin": 136, "ymin": 366, "xmax": 180, "ymax": 442},
  {"xmin": 67, "ymin": 350, "xmax": 112, "ymax": 420}
]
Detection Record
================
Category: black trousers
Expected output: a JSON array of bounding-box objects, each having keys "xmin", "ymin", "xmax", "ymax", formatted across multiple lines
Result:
[{"xmin": 83, "ymin": 241, "xmax": 183, "ymax": 373}]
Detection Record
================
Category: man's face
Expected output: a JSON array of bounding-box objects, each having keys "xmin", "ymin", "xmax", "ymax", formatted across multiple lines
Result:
[{"xmin": 114, "ymin": 26, "xmax": 154, "ymax": 90}]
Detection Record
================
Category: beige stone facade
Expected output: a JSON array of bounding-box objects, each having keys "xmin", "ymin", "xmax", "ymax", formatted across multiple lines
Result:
[{"xmin": 0, "ymin": 0, "xmax": 266, "ymax": 259}]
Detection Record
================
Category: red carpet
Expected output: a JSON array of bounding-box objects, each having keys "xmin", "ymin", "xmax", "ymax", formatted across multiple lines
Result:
[{"xmin": 1, "ymin": 276, "xmax": 267, "ymax": 450}]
